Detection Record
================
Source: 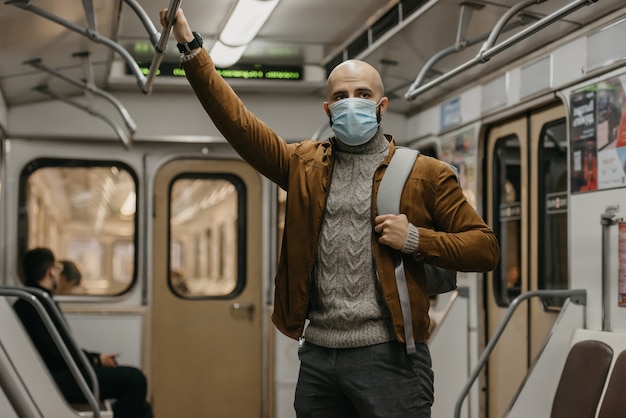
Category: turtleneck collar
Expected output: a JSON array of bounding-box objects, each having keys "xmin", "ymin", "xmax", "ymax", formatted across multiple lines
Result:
[
  {"xmin": 28, "ymin": 282, "xmax": 53, "ymax": 296},
  {"xmin": 333, "ymin": 124, "xmax": 390, "ymax": 155}
]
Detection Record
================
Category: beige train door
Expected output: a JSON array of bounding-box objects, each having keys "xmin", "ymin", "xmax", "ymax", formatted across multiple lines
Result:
[
  {"xmin": 151, "ymin": 158, "xmax": 263, "ymax": 418},
  {"xmin": 485, "ymin": 105, "xmax": 568, "ymax": 417}
]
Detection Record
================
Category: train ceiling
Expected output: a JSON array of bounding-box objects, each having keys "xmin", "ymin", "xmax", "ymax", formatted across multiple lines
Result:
[{"xmin": 0, "ymin": 0, "xmax": 621, "ymax": 118}]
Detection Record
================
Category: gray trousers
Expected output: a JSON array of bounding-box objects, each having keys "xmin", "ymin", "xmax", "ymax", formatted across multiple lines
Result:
[{"xmin": 294, "ymin": 340, "xmax": 434, "ymax": 418}]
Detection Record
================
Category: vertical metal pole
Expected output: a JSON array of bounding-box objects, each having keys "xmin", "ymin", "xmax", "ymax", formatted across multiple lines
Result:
[
  {"xmin": 142, "ymin": 0, "xmax": 183, "ymax": 94},
  {"xmin": 600, "ymin": 205, "xmax": 622, "ymax": 331}
]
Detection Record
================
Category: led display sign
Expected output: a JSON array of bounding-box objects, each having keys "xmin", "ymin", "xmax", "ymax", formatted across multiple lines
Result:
[{"xmin": 129, "ymin": 62, "xmax": 303, "ymax": 81}]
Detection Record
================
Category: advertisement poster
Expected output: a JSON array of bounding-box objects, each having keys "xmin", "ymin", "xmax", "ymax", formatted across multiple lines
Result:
[
  {"xmin": 570, "ymin": 73, "xmax": 626, "ymax": 193},
  {"xmin": 440, "ymin": 128, "xmax": 477, "ymax": 208},
  {"xmin": 617, "ymin": 222, "xmax": 626, "ymax": 308}
]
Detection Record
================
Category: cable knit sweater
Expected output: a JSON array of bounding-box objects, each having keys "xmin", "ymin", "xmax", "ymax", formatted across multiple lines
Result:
[{"xmin": 304, "ymin": 128, "xmax": 396, "ymax": 348}]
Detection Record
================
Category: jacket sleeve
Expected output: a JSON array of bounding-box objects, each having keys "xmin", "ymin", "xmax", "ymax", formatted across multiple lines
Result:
[
  {"xmin": 410, "ymin": 159, "xmax": 500, "ymax": 272},
  {"xmin": 182, "ymin": 49, "xmax": 296, "ymax": 190}
]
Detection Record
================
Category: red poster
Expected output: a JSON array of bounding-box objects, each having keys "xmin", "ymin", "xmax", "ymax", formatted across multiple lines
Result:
[
  {"xmin": 617, "ymin": 222, "xmax": 626, "ymax": 308},
  {"xmin": 617, "ymin": 101, "xmax": 626, "ymax": 148}
]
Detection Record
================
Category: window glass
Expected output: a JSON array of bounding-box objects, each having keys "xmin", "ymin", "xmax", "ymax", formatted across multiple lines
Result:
[
  {"xmin": 493, "ymin": 136, "xmax": 522, "ymax": 306},
  {"xmin": 169, "ymin": 175, "xmax": 245, "ymax": 298},
  {"xmin": 20, "ymin": 161, "xmax": 137, "ymax": 296},
  {"xmin": 538, "ymin": 119, "xmax": 569, "ymax": 308},
  {"xmin": 112, "ymin": 240, "xmax": 135, "ymax": 286}
]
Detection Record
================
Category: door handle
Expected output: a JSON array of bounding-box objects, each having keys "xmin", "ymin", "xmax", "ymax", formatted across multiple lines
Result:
[{"xmin": 231, "ymin": 302, "xmax": 255, "ymax": 320}]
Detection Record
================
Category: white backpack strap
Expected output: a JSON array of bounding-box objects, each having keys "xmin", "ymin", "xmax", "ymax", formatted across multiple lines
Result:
[
  {"xmin": 377, "ymin": 147, "xmax": 419, "ymax": 354},
  {"xmin": 377, "ymin": 148, "xmax": 419, "ymax": 215}
]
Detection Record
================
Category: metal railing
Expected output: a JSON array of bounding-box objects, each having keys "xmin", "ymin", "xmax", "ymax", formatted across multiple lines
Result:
[
  {"xmin": 404, "ymin": 0, "xmax": 598, "ymax": 101},
  {"xmin": 454, "ymin": 289, "xmax": 587, "ymax": 418},
  {"xmin": 6, "ymin": 0, "xmax": 183, "ymax": 148},
  {"xmin": 0, "ymin": 286, "xmax": 102, "ymax": 418}
]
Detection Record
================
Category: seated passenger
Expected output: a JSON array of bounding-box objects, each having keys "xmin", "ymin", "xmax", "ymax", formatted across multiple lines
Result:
[
  {"xmin": 58, "ymin": 260, "xmax": 84, "ymax": 295},
  {"xmin": 13, "ymin": 247, "xmax": 153, "ymax": 418}
]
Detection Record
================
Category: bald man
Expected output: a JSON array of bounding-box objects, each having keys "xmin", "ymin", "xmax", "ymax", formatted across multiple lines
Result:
[{"xmin": 163, "ymin": 9, "xmax": 499, "ymax": 418}]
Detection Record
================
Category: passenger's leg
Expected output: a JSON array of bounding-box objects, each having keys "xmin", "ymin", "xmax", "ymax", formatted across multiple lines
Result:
[
  {"xmin": 338, "ymin": 341, "xmax": 434, "ymax": 418},
  {"xmin": 97, "ymin": 366, "xmax": 153, "ymax": 418},
  {"xmin": 294, "ymin": 342, "xmax": 359, "ymax": 418}
]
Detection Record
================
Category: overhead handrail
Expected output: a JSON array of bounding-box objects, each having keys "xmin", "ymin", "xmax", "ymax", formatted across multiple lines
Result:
[
  {"xmin": 24, "ymin": 56, "xmax": 137, "ymax": 148},
  {"xmin": 453, "ymin": 289, "xmax": 587, "ymax": 418},
  {"xmin": 0, "ymin": 286, "xmax": 102, "ymax": 418},
  {"xmin": 406, "ymin": 2, "xmax": 537, "ymax": 97},
  {"xmin": 405, "ymin": 0, "xmax": 598, "ymax": 101},
  {"xmin": 6, "ymin": 0, "xmax": 182, "ymax": 94},
  {"xmin": 34, "ymin": 85, "xmax": 132, "ymax": 149}
]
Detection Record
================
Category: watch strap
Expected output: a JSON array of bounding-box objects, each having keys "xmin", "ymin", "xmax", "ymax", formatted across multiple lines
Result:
[{"xmin": 177, "ymin": 32, "xmax": 202, "ymax": 53}]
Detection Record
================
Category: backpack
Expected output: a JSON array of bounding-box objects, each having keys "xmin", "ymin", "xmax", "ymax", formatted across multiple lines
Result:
[{"xmin": 377, "ymin": 147, "xmax": 458, "ymax": 353}]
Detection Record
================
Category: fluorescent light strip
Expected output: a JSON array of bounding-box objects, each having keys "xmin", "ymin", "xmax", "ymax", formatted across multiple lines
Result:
[
  {"xmin": 209, "ymin": 0, "xmax": 280, "ymax": 68},
  {"xmin": 210, "ymin": 41, "xmax": 248, "ymax": 68},
  {"xmin": 220, "ymin": 0, "xmax": 280, "ymax": 47}
]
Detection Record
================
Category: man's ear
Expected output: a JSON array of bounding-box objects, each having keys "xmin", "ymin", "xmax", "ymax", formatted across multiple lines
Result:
[
  {"xmin": 323, "ymin": 102, "xmax": 333, "ymax": 126},
  {"xmin": 378, "ymin": 96, "xmax": 389, "ymax": 115}
]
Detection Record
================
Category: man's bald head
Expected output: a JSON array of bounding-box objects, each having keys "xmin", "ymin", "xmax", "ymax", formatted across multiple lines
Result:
[{"xmin": 326, "ymin": 60, "xmax": 385, "ymax": 102}]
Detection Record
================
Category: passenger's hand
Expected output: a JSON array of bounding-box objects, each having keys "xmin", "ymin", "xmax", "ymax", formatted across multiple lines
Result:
[
  {"xmin": 100, "ymin": 353, "xmax": 119, "ymax": 368},
  {"xmin": 374, "ymin": 214, "xmax": 409, "ymax": 250},
  {"xmin": 159, "ymin": 7, "xmax": 194, "ymax": 45}
]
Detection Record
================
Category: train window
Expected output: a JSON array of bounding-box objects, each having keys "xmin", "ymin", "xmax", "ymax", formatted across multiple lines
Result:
[
  {"xmin": 168, "ymin": 174, "xmax": 246, "ymax": 298},
  {"xmin": 19, "ymin": 161, "xmax": 138, "ymax": 296},
  {"xmin": 538, "ymin": 119, "xmax": 569, "ymax": 309},
  {"xmin": 493, "ymin": 135, "xmax": 522, "ymax": 307}
]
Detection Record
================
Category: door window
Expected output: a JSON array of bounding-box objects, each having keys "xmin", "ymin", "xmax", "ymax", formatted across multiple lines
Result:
[
  {"xmin": 19, "ymin": 160, "xmax": 137, "ymax": 296},
  {"xmin": 493, "ymin": 135, "xmax": 522, "ymax": 306},
  {"xmin": 537, "ymin": 119, "xmax": 569, "ymax": 308},
  {"xmin": 168, "ymin": 174, "xmax": 246, "ymax": 298}
]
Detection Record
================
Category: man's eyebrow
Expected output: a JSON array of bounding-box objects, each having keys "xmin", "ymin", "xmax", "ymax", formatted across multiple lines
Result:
[
  {"xmin": 329, "ymin": 89, "xmax": 347, "ymax": 99},
  {"xmin": 330, "ymin": 87, "xmax": 374, "ymax": 97}
]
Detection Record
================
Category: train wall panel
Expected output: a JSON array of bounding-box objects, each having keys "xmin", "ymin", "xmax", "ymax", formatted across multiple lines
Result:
[
  {"xmin": 405, "ymin": 85, "xmax": 483, "ymax": 140},
  {"xmin": 570, "ymin": 189, "xmax": 626, "ymax": 333},
  {"xmin": 553, "ymin": 37, "xmax": 587, "ymax": 88},
  {"xmin": 6, "ymin": 91, "xmax": 407, "ymax": 144},
  {"xmin": 429, "ymin": 293, "xmax": 471, "ymax": 418},
  {"xmin": 65, "ymin": 313, "xmax": 145, "ymax": 370}
]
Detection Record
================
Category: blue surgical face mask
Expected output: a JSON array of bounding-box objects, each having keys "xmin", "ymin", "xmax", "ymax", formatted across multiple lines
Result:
[{"xmin": 329, "ymin": 98, "xmax": 381, "ymax": 146}]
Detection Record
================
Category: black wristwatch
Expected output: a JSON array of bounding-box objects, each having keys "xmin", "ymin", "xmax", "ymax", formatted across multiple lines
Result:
[{"xmin": 177, "ymin": 31, "xmax": 203, "ymax": 53}]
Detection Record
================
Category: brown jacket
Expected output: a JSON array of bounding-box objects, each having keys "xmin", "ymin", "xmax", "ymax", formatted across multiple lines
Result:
[{"xmin": 183, "ymin": 49, "xmax": 500, "ymax": 343}]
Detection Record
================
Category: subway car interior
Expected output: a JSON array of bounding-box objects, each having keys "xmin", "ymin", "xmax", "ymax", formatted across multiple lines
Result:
[{"xmin": 1, "ymin": 0, "xmax": 626, "ymax": 417}]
